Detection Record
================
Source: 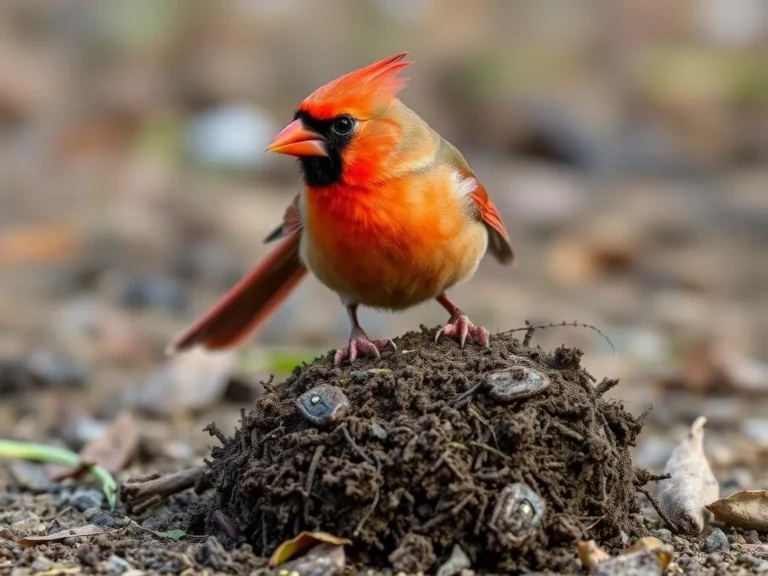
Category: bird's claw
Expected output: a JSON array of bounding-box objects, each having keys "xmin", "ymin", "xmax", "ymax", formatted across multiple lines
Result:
[
  {"xmin": 435, "ymin": 314, "xmax": 490, "ymax": 348},
  {"xmin": 334, "ymin": 331, "xmax": 396, "ymax": 366}
]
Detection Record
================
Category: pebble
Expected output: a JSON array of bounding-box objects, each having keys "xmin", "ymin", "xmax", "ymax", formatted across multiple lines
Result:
[
  {"xmin": 436, "ymin": 544, "xmax": 471, "ymax": 576},
  {"xmin": 63, "ymin": 487, "xmax": 104, "ymax": 511},
  {"xmin": 745, "ymin": 530, "xmax": 761, "ymax": 544},
  {"xmin": 86, "ymin": 510, "xmax": 121, "ymax": 529},
  {"xmin": 3, "ymin": 349, "xmax": 87, "ymax": 390},
  {"xmin": 121, "ymin": 276, "xmax": 187, "ymax": 313},
  {"xmin": 705, "ymin": 552, "xmax": 723, "ymax": 567},
  {"xmin": 703, "ymin": 528, "xmax": 729, "ymax": 552},
  {"xmin": 652, "ymin": 528, "xmax": 672, "ymax": 544},
  {"xmin": 105, "ymin": 555, "xmax": 133, "ymax": 574},
  {"xmin": 10, "ymin": 511, "xmax": 45, "ymax": 536}
]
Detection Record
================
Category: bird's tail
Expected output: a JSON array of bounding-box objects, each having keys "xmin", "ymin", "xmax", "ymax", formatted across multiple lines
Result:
[{"xmin": 167, "ymin": 235, "xmax": 306, "ymax": 354}]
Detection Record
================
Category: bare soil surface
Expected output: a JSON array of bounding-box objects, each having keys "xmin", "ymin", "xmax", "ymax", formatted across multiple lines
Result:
[
  {"xmin": 194, "ymin": 328, "xmax": 648, "ymax": 574},
  {"xmin": 2, "ymin": 328, "xmax": 768, "ymax": 575}
]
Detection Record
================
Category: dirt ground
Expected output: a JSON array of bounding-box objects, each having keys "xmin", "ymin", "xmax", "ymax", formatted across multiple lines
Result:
[
  {"xmin": 1, "ymin": 327, "xmax": 766, "ymax": 575},
  {"xmin": 196, "ymin": 328, "xmax": 646, "ymax": 574}
]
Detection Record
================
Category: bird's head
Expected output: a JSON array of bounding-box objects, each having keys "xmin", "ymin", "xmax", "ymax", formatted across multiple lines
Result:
[{"xmin": 265, "ymin": 52, "xmax": 421, "ymax": 187}]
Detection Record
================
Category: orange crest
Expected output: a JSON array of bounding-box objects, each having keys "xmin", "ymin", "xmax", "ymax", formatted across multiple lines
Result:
[{"xmin": 299, "ymin": 53, "xmax": 412, "ymax": 120}]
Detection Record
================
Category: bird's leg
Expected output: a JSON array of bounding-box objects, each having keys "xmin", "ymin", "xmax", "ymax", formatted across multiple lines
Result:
[
  {"xmin": 334, "ymin": 304, "xmax": 396, "ymax": 366},
  {"xmin": 434, "ymin": 292, "xmax": 490, "ymax": 348}
]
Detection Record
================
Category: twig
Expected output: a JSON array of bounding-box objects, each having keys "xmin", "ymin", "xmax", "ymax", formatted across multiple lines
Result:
[
  {"xmin": 637, "ymin": 487, "xmax": 678, "ymax": 533},
  {"xmin": 474, "ymin": 467, "xmax": 510, "ymax": 481},
  {"xmin": 419, "ymin": 493, "xmax": 475, "ymax": 530},
  {"xmin": 202, "ymin": 423, "xmax": 229, "ymax": 447},
  {"xmin": 353, "ymin": 453, "xmax": 381, "ymax": 537},
  {"xmin": 304, "ymin": 445, "xmax": 325, "ymax": 524},
  {"xmin": 584, "ymin": 515, "xmax": 605, "ymax": 531},
  {"xmin": 465, "ymin": 441, "xmax": 511, "ymax": 463},
  {"xmin": 468, "ymin": 406, "xmax": 499, "ymax": 449},
  {"xmin": 548, "ymin": 420, "xmax": 585, "ymax": 443},
  {"xmin": 646, "ymin": 473, "xmax": 671, "ymax": 482},
  {"xmin": 453, "ymin": 381, "xmax": 484, "ymax": 408},
  {"xmin": 337, "ymin": 423, "xmax": 373, "ymax": 466},
  {"xmin": 595, "ymin": 378, "xmax": 619, "ymax": 396},
  {"xmin": 522, "ymin": 322, "xmax": 536, "ymax": 347},
  {"xmin": 499, "ymin": 321, "xmax": 615, "ymax": 355},
  {"xmin": 122, "ymin": 466, "xmax": 206, "ymax": 515}
]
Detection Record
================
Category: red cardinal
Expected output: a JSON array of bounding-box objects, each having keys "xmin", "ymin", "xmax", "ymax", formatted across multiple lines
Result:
[{"xmin": 169, "ymin": 53, "xmax": 514, "ymax": 364}]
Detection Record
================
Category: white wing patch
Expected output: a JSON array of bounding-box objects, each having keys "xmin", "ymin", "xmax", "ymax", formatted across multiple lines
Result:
[{"xmin": 450, "ymin": 168, "xmax": 477, "ymax": 200}]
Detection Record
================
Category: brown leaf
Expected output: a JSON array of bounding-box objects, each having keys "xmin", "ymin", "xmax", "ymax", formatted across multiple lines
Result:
[
  {"xmin": 706, "ymin": 490, "xmax": 768, "ymax": 531},
  {"xmin": 50, "ymin": 411, "xmax": 139, "ymax": 481},
  {"xmin": 18, "ymin": 524, "xmax": 111, "ymax": 547},
  {"xmin": 657, "ymin": 416, "xmax": 719, "ymax": 535},
  {"xmin": 79, "ymin": 411, "xmax": 139, "ymax": 475},
  {"xmin": 577, "ymin": 539, "xmax": 610, "ymax": 569},
  {"xmin": 268, "ymin": 531, "xmax": 352, "ymax": 568}
]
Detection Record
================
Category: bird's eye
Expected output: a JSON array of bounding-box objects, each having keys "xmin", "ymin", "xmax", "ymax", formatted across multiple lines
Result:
[{"xmin": 332, "ymin": 116, "xmax": 355, "ymax": 135}]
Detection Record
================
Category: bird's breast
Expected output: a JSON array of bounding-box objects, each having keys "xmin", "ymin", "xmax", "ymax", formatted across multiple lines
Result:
[{"xmin": 300, "ymin": 171, "xmax": 487, "ymax": 309}]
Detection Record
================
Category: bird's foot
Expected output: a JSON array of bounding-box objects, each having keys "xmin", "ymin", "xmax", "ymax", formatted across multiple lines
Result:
[
  {"xmin": 333, "ymin": 328, "xmax": 396, "ymax": 366},
  {"xmin": 435, "ymin": 313, "xmax": 490, "ymax": 348}
]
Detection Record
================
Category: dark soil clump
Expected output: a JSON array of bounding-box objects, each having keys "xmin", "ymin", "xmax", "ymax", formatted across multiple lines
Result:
[{"xmin": 194, "ymin": 327, "xmax": 649, "ymax": 573}]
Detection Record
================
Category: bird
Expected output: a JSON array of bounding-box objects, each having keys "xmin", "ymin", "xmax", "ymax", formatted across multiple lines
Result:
[{"xmin": 168, "ymin": 52, "xmax": 514, "ymax": 365}]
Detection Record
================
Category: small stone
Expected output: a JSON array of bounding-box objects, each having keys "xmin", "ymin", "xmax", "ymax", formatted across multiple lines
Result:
[
  {"xmin": 745, "ymin": 530, "xmax": 761, "ymax": 544},
  {"xmin": 10, "ymin": 511, "xmax": 45, "ymax": 536},
  {"xmin": 436, "ymin": 544, "xmax": 471, "ymax": 576},
  {"xmin": 296, "ymin": 384, "xmax": 350, "ymax": 427},
  {"xmin": 63, "ymin": 487, "xmax": 104, "ymax": 511},
  {"xmin": 703, "ymin": 528, "xmax": 729, "ymax": 552},
  {"xmin": 90, "ymin": 512, "xmax": 120, "ymax": 529},
  {"xmin": 486, "ymin": 367, "xmax": 550, "ymax": 403},
  {"xmin": 121, "ymin": 276, "xmax": 187, "ymax": 313},
  {"xmin": 105, "ymin": 554, "xmax": 133, "ymax": 574},
  {"xmin": 706, "ymin": 552, "xmax": 722, "ymax": 566},
  {"xmin": 652, "ymin": 528, "xmax": 672, "ymax": 544},
  {"xmin": 487, "ymin": 483, "xmax": 546, "ymax": 548},
  {"xmin": 737, "ymin": 553, "xmax": 759, "ymax": 566},
  {"xmin": 370, "ymin": 422, "xmax": 388, "ymax": 440},
  {"xmin": 677, "ymin": 554, "xmax": 691, "ymax": 567}
]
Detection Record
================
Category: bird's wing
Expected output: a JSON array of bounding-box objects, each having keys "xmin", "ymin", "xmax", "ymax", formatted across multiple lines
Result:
[
  {"xmin": 468, "ymin": 179, "xmax": 514, "ymax": 264},
  {"xmin": 264, "ymin": 194, "xmax": 303, "ymax": 243},
  {"xmin": 439, "ymin": 139, "xmax": 514, "ymax": 264}
]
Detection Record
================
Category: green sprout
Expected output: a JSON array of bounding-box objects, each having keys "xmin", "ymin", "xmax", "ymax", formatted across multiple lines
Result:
[{"xmin": 0, "ymin": 440, "xmax": 117, "ymax": 509}]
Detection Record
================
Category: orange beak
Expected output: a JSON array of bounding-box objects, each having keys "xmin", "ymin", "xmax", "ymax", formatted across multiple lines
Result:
[{"xmin": 265, "ymin": 119, "xmax": 328, "ymax": 157}]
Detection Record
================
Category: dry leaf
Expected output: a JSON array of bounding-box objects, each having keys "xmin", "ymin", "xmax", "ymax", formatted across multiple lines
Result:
[
  {"xmin": 49, "ymin": 411, "xmax": 138, "ymax": 481},
  {"xmin": 18, "ymin": 524, "xmax": 112, "ymax": 547},
  {"xmin": 578, "ymin": 539, "xmax": 610, "ymax": 569},
  {"xmin": 78, "ymin": 411, "xmax": 138, "ymax": 475},
  {"xmin": 706, "ymin": 490, "xmax": 768, "ymax": 531},
  {"xmin": 657, "ymin": 416, "xmax": 719, "ymax": 534},
  {"xmin": 268, "ymin": 531, "xmax": 352, "ymax": 568},
  {"xmin": 278, "ymin": 543, "xmax": 347, "ymax": 576}
]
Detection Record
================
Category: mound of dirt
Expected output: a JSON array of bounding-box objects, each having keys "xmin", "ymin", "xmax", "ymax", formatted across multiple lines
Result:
[{"xmin": 192, "ymin": 327, "xmax": 649, "ymax": 573}]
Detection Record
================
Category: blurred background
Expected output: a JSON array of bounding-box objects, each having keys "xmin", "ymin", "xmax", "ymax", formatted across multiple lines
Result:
[{"xmin": 1, "ymin": 0, "xmax": 767, "ymax": 485}]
